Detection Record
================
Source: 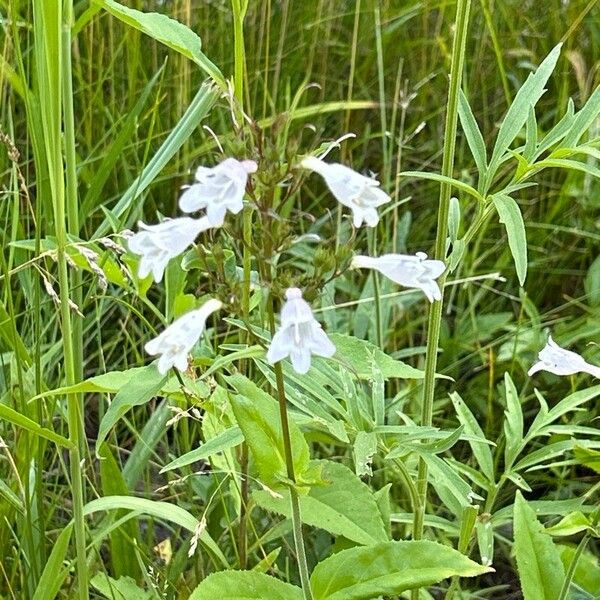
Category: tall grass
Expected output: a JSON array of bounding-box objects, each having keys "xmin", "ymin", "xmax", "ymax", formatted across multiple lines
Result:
[{"xmin": 0, "ymin": 0, "xmax": 599, "ymax": 597}]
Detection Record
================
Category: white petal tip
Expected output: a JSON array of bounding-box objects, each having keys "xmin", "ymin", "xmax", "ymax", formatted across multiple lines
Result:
[{"xmin": 285, "ymin": 288, "xmax": 303, "ymax": 300}]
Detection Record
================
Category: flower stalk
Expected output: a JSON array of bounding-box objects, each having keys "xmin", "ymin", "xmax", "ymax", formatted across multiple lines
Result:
[
  {"xmin": 267, "ymin": 293, "xmax": 313, "ymax": 600},
  {"xmin": 411, "ymin": 0, "xmax": 472, "ymax": 584}
]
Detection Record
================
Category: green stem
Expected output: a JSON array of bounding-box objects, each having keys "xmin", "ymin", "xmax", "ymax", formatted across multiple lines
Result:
[
  {"xmin": 266, "ymin": 298, "xmax": 313, "ymax": 600},
  {"xmin": 231, "ymin": 0, "xmax": 246, "ymax": 114},
  {"xmin": 59, "ymin": 1, "xmax": 88, "ymax": 596},
  {"xmin": 411, "ymin": 0, "xmax": 471, "ymax": 582}
]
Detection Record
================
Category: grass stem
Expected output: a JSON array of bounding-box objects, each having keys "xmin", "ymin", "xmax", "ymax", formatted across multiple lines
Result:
[{"xmin": 412, "ymin": 1, "xmax": 471, "ymax": 596}]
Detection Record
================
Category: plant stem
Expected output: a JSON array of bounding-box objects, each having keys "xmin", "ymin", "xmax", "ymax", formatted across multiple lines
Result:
[
  {"xmin": 411, "ymin": 0, "xmax": 471, "ymax": 591},
  {"xmin": 266, "ymin": 298, "xmax": 313, "ymax": 600}
]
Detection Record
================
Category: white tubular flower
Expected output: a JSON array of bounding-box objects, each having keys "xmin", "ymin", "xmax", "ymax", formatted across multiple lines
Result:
[
  {"xmin": 300, "ymin": 156, "xmax": 390, "ymax": 227},
  {"xmin": 145, "ymin": 299, "xmax": 222, "ymax": 375},
  {"xmin": 266, "ymin": 288, "xmax": 336, "ymax": 375},
  {"xmin": 528, "ymin": 336, "xmax": 600, "ymax": 378},
  {"xmin": 351, "ymin": 252, "xmax": 445, "ymax": 302},
  {"xmin": 128, "ymin": 217, "xmax": 211, "ymax": 283},
  {"xmin": 179, "ymin": 158, "xmax": 258, "ymax": 226}
]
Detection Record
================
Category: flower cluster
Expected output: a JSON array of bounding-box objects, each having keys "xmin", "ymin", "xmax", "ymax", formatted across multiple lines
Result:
[{"xmin": 130, "ymin": 153, "xmax": 447, "ymax": 376}]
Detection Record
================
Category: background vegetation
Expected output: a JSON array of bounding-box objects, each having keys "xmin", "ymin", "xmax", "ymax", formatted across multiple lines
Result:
[{"xmin": 0, "ymin": 0, "xmax": 599, "ymax": 598}]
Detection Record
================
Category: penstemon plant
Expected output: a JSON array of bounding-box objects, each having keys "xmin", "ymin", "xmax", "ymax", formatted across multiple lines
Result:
[{"xmin": 4, "ymin": 1, "xmax": 600, "ymax": 599}]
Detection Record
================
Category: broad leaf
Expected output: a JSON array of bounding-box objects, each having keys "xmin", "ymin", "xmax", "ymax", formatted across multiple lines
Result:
[
  {"xmin": 254, "ymin": 459, "xmax": 388, "ymax": 546},
  {"xmin": 227, "ymin": 374, "xmax": 311, "ymax": 487},
  {"xmin": 330, "ymin": 334, "xmax": 427, "ymax": 380},
  {"xmin": 189, "ymin": 571, "xmax": 302, "ymax": 600},
  {"xmin": 513, "ymin": 492, "xmax": 565, "ymax": 600},
  {"xmin": 310, "ymin": 540, "xmax": 492, "ymax": 600},
  {"xmin": 493, "ymin": 194, "xmax": 527, "ymax": 285},
  {"xmin": 90, "ymin": 574, "xmax": 153, "ymax": 600},
  {"xmin": 95, "ymin": 0, "xmax": 224, "ymax": 85}
]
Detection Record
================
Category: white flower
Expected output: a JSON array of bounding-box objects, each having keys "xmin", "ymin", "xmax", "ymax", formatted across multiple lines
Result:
[
  {"xmin": 266, "ymin": 288, "xmax": 336, "ymax": 374},
  {"xmin": 145, "ymin": 299, "xmax": 222, "ymax": 374},
  {"xmin": 128, "ymin": 217, "xmax": 211, "ymax": 283},
  {"xmin": 179, "ymin": 157, "xmax": 257, "ymax": 226},
  {"xmin": 528, "ymin": 336, "xmax": 600, "ymax": 378},
  {"xmin": 300, "ymin": 156, "xmax": 390, "ymax": 227},
  {"xmin": 351, "ymin": 252, "xmax": 446, "ymax": 302}
]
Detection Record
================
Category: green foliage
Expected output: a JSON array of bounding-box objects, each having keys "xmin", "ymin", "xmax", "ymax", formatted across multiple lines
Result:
[
  {"xmin": 513, "ymin": 492, "xmax": 566, "ymax": 600},
  {"xmin": 254, "ymin": 459, "xmax": 389, "ymax": 545},
  {"xmin": 95, "ymin": 0, "xmax": 225, "ymax": 85},
  {"xmin": 227, "ymin": 375, "xmax": 312, "ymax": 487},
  {"xmin": 309, "ymin": 540, "xmax": 492, "ymax": 600},
  {"xmin": 189, "ymin": 571, "xmax": 303, "ymax": 600}
]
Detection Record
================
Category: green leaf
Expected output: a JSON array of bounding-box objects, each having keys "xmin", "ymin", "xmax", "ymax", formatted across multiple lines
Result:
[
  {"xmin": 254, "ymin": 459, "xmax": 388, "ymax": 546},
  {"xmin": 489, "ymin": 44, "xmax": 562, "ymax": 175},
  {"xmin": 450, "ymin": 392, "xmax": 494, "ymax": 483},
  {"xmin": 96, "ymin": 365, "xmax": 167, "ymax": 455},
  {"xmin": 502, "ymin": 372, "xmax": 523, "ymax": 467},
  {"xmin": 545, "ymin": 512, "xmax": 596, "ymax": 537},
  {"xmin": 558, "ymin": 545, "xmax": 600, "ymax": 598},
  {"xmin": 310, "ymin": 540, "xmax": 492, "ymax": 600},
  {"xmin": 493, "ymin": 194, "xmax": 527, "ymax": 285},
  {"xmin": 95, "ymin": 0, "xmax": 224, "ymax": 86},
  {"xmin": 189, "ymin": 571, "xmax": 303, "ymax": 600},
  {"xmin": 329, "ymin": 334, "xmax": 430, "ymax": 380},
  {"xmin": 574, "ymin": 445, "xmax": 600, "ymax": 474},
  {"xmin": 0, "ymin": 403, "xmax": 73, "ymax": 449},
  {"xmin": 90, "ymin": 574, "xmax": 154, "ymax": 600},
  {"xmin": 353, "ymin": 431, "xmax": 378, "ymax": 477},
  {"xmin": 399, "ymin": 171, "xmax": 482, "ymax": 201},
  {"xmin": 458, "ymin": 90, "xmax": 487, "ymax": 176},
  {"xmin": 563, "ymin": 83, "xmax": 600, "ymax": 148},
  {"xmin": 513, "ymin": 491, "xmax": 565, "ymax": 600},
  {"xmin": 32, "ymin": 524, "xmax": 73, "ymax": 600},
  {"xmin": 226, "ymin": 374, "xmax": 310, "ymax": 487},
  {"xmin": 161, "ymin": 426, "xmax": 244, "ymax": 472},
  {"xmin": 84, "ymin": 495, "xmax": 228, "ymax": 568},
  {"xmin": 99, "ymin": 444, "xmax": 140, "ymax": 579}
]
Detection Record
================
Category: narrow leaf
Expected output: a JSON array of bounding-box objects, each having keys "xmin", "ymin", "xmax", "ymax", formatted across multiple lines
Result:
[
  {"xmin": 458, "ymin": 90, "xmax": 487, "ymax": 176},
  {"xmin": 493, "ymin": 194, "xmax": 528, "ymax": 285}
]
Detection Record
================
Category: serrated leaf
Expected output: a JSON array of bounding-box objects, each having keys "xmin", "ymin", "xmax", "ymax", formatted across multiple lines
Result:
[
  {"xmin": 493, "ymin": 194, "xmax": 527, "ymax": 285},
  {"xmin": 329, "ymin": 333, "xmax": 434, "ymax": 380},
  {"xmin": 310, "ymin": 540, "xmax": 492, "ymax": 600},
  {"xmin": 254, "ymin": 459, "xmax": 388, "ymax": 545},
  {"xmin": 513, "ymin": 491, "xmax": 565, "ymax": 600},
  {"xmin": 189, "ymin": 571, "xmax": 302, "ymax": 600},
  {"xmin": 545, "ymin": 512, "xmax": 595, "ymax": 537}
]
